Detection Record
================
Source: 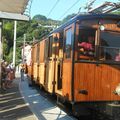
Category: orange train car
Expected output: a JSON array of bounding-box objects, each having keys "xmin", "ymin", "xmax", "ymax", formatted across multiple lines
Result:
[
  {"xmin": 27, "ymin": 43, "xmax": 38, "ymax": 85},
  {"xmin": 28, "ymin": 13, "xmax": 120, "ymax": 117}
]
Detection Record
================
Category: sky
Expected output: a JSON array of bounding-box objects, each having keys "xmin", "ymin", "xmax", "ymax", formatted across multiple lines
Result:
[{"xmin": 30, "ymin": 0, "xmax": 119, "ymax": 21}]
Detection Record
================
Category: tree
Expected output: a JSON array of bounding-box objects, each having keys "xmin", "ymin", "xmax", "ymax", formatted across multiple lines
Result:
[
  {"xmin": 2, "ymin": 14, "xmax": 60, "ymax": 63},
  {"xmin": 33, "ymin": 15, "xmax": 47, "ymax": 21}
]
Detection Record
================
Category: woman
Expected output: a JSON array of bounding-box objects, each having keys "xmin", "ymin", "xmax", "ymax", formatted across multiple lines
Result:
[{"xmin": 1, "ymin": 62, "xmax": 7, "ymax": 90}]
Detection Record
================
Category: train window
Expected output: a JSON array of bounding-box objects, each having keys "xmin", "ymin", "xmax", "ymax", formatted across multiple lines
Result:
[
  {"xmin": 65, "ymin": 28, "xmax": 72, "ymax": 59},
  {"xmin": 99, "ymin": 31, "xmax": 120, "ymax": 61},
  {"xmin": 36, "ymin": 44, "xmax": 40, "ymax": 63},
  {"xmin": 44, "ymin": 39, "xmax": 49, "ymax": 60},
  {"xmin": 48, "ymin": 36, "xmax": 53, "ymax": 57},
  {"xmin": 59, "ymin": 32, "xmax": 63, "ymax": 49},
  {"xmin": 77, "ymin": 29, "xmax": 95, "ymax": 60},
  {"xmin": 35, "ymin": 45, "xmax": 38, "ymax": 62},
  {"xmin": 52, "ymin": 35, "xmax": 58, "ymax": 55},
  {"xmin": 59, "ymin": 32, "xmax": 64, "ymax": 58}
]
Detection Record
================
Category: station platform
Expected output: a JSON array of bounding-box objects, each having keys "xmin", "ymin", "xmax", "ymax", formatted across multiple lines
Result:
[
  {"xmin": 0, "ymin": 74, "xmax": 76, "ymax": 120},
  {"xmin": 0, "ymin": 77, "xmax": 37, "ymax": 120}
]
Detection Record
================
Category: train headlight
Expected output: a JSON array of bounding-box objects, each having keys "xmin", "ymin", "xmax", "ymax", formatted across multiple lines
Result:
[
  {"xmin": 99, "ymin": 25, "xmax": 105, "ymax": 31},
  {"xmin": 114, "ymin": 84, "xmax": 120, "ymax": 96}
]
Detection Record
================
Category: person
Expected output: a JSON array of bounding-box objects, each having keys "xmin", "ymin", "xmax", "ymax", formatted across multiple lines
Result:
[
  {"xmin": 78, "ymin": 36, "xmax": 94, "ymax": 56},
  {"xmin": 20, "ymin": 63, "xmax": 24, "ymax": 81},
  {"xmin": 1, "ymin": 62, "xmax": 7, "ymax": 90},
  {"xmin": 6, "ymin": 68, "xmax": 15, "ymax": 88},
  {"xmin": 8, "ymin": 62, "xmax": 15, "ymax": 79},
  {"xmin": 24, "ymin": 62, "xmax": 28, "ymax": 74},
  {"xmin": 115, "ymin": 53, "xmax": 120, "ymax": 61},
  {"xmin": 79, "ymin": 42, "xmax": 93, "ymax": 50}
]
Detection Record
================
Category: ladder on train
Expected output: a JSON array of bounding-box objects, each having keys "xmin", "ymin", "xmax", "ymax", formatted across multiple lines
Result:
[{"xmin": 88, "ymin": 2, "xmax": 120, "ymax": 14}]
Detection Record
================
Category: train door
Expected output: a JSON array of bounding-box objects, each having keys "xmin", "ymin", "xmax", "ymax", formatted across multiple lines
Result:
[
  {"xmin": 30, "ymin": 46, "xmax": 34, "ymax": 80},
  {"xmin": 45, "ymin": 35, "xmax": 57, "ymax": 93},
  {"xmin": 32, "ymin": 44, "xmax": 36, "ymax": 82},
  {"xmin": 55, "ymin": 31, "xmax": 64, "ymax": 96},
  {"xmin": 38, "ymin": 40, "xmax": 46, "ymax": 87},
  {"xmin": 33, "ymin": 44, "xmax": 38, "ymax": 83},
  {"xmin": 74, "ymin": 27, "xmax": 96, "ymax": 102},
  {"xmin": 62, "ymin": 24, "xmax": 75, "ymax": 101},
  {"xmin": 44, "ymin": 39, "xmax": 49, "ymax": 89},
  {"xmin": 37, "ymin": 43, "xmax": 40, "ymax": 84}
]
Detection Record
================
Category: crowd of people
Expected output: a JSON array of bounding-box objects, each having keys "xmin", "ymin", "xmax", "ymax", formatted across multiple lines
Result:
[{"xmin": 1, "ymin": 61, "xmax": 15, "ymax": 90}]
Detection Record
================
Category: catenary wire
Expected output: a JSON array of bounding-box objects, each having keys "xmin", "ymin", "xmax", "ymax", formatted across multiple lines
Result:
[
  {"xmin": 58, "ymin": 0, "xmax": 80, "ymax": 20},
  {"xmin": 47, "ymin": 0, "xmax": 60, "ymax": 18}
]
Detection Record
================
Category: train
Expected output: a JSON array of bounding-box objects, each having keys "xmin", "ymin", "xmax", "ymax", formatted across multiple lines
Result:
[{"xmin": 26, "ymin": 13, "xmax": 120, "ymax": 119}]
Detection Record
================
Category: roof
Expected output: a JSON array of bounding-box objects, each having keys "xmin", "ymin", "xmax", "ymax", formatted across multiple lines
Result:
[
  {"xmin": 52, "ymin": 13, "xmax": 120, "ymax": 33},
  {"xmin": 0, "ymin": 0, "xmax": 28, "ymax": 14},
  {"xmin": 0, "ymin": 0, "xmax": 30, "ymax": 21}
]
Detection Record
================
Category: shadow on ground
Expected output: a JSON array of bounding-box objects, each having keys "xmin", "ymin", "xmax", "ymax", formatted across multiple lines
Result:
[{"xmin": 0, "ymin": 78, "xmax": 35, "ymax": 120}]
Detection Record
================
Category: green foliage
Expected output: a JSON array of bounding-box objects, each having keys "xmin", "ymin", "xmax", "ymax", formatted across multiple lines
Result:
[
  {"xmin": 3, "ymin": 21, "xmax": 14, "ymax": 50},
  {"xmin": 33, "ymin": 14, "xmax": 47, "ymax": 21},
  {"xmin": 2, "ymin": 21, "xmax": 14, "ymax": 62},
  {"xmin": 3, "ymin": 38, "xmax": 8, "ymax": 56},
  {"xmin": 112, "ymin": 11, "xmax": 120, "ymax": 15},
  {"xmin": 2, "ymin": 14, "xmax": 60, "ymax": 64},
  {"xmin": 3, "ymin": 10, "xmax": 118, "ymax": 64},
  {"xmin": 3, "ymin": 11, "xmax": 120, "ymax": 64},
  {"xmin": 5, "ymin": 47, "xmax": 13, "ymax": 63}
]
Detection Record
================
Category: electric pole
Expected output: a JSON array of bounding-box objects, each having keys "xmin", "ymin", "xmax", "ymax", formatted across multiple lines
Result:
[
  {"xmin": 23, "ymin": 34, "xmax": 26, "ymax": 63},
  {"xmin": 0, "ymin": 20, "xmax": 2, "ymax": 89},
  {"xmin": 13, "ymin": 21, "xmax": 17, "ymax": 67}
]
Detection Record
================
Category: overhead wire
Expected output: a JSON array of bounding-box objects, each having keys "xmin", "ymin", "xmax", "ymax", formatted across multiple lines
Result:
[
  {"xmin": 39, "ymin": 0, "xmax": 60, "ymax": 38},
  {"xmin": 58, "ymin": 0, "xmax": 80, "ymax": 20},
  {"xmin": 47, "ymin": 0, "xmax": 60, "ymax": 18},
  {"xmin": 38, "ymin": 0, "xmax": 81, "ymax": 38}
]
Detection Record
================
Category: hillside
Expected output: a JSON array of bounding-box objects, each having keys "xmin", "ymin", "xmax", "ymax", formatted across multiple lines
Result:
[
  {"xmin": 3, "ymin": 11, "xmax": 120, "ymax": 64},
  {"xmin": 2, "ymin": 14, "xmax": 61, "ymax": 63}
]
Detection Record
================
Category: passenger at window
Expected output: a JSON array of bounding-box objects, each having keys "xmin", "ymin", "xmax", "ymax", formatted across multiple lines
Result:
[
  {"xmin": 115, "ymin": 53, "xmax": 120, "ymax": 61},
  {"xmin": 78, "ymin": 36, "xmax": 94, "ymax": 56}
]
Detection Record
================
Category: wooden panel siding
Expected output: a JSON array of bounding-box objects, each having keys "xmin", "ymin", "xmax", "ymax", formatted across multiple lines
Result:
[
  {"xmin": 104, "ymin": 23, "xmax": 120, "ymax": 32},
  {"xmin": 74, "ymin": 63, "xmax": 120, "ymax": 102},
  {"xmin": 74, "ymin": 63, "xmax": 95, "ymax": 101},
  {"xmin": 44, "ymin": 61, "xmax": 55, "ymax": 93},
  {"xmin": 62, "ymin": 62, "xmax": 72, "ymax": 101},
  {"xmin": 40, "ymin": 40, "xmax": 45, "ymax": 63},
  {"xmin": 33, "ymin": 63, "xmax": 38, "ymax": 81},
  {"xmin": 27, "ymin": 65, "xmax": 32, "ymax": 77},
  {"xmin": 55, "ymin": 61, "xmax": 63, "ymax": 96},
  {"xmin": 80, "ymin": 20, "xmax": 120, "ymax": 32},
  {"xmin": 38, "ymin": 63, "xmax": 45, "ymax": 86},
  {"xmin": 34, "ymin": 44, "xmax": 37, "ymax": 62},
  {"xmin": 28, "ymin": 65, "xmax": 33, "ymax": 77}
]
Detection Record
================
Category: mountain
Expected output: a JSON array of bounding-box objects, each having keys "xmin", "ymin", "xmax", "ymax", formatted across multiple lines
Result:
[
  {"xmin": 3, "ymin": 11, "xmax": 120, "ymax": 63},
  {"xmin": 33, "ymin": 15, "xmax": 47, "ymax": 21},
  {"xmin": 32, "ymin": 14, "xmax": 61, "ymax": 26}
]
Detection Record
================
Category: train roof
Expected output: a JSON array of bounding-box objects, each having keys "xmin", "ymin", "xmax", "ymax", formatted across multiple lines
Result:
[{"xmin": 51, "ymin": 13, "xmax": 120, "ymax": 34}]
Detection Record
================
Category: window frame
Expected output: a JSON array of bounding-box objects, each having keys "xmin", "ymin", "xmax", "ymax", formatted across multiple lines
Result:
[
  {"xmin": 64, "ymin": 27, "xmax": 72, "ymax": 59},
  {"xmin": 48, "ymin": 36, "xmax": 53, "ymax": 58},
  {"xmin": 98, "ymin": 30, "xmax": 120, "ymax": 62},
  {"xmin": 76, "ymin": 27, "xmax": 97, "ymax": 61}
]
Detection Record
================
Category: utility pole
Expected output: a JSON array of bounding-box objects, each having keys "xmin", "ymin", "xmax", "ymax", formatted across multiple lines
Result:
[
  {"xmin": 0, "ymin": 20, "xmax": 2, "ymax": 89},
  {"xmin": 13, "ymin": 21, "xmax": 17, "ymax": 67},
  {"xmin": 23, "ymin": 34, "xmax": 26, "ymax": 63}
]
